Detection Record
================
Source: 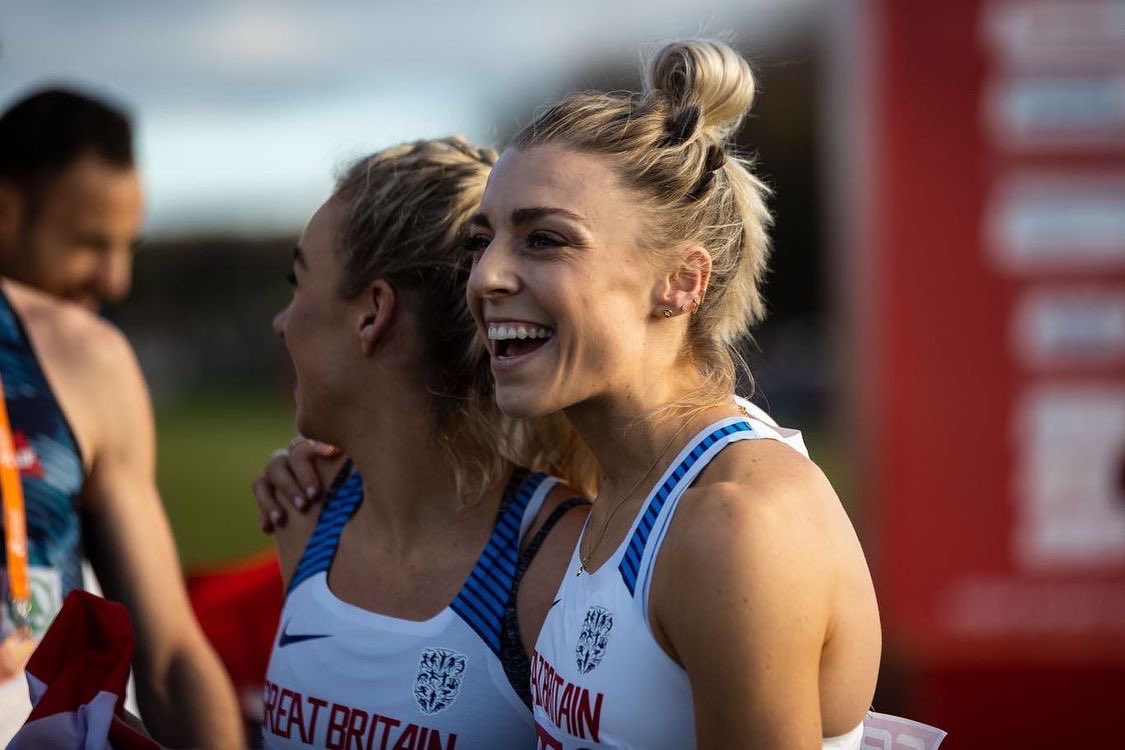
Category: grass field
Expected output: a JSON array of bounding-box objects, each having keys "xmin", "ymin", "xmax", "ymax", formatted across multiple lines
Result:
[
  {"xmin": 155, "ymin": 388, "xmax": 858, "ymax": 570},
  {"xmin": 155, "ymin": 389, "xmax": 295, "ymax": 569}
]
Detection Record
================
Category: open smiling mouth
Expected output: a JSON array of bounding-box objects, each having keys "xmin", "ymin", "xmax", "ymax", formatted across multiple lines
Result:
[{"xmin": 487, "ymin": 323, "xmax": 555, "ymax": 359}]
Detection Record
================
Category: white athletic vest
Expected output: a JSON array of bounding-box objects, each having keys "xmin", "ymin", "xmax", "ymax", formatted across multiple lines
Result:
[
  {"xmin": 531, "ymin": 416, "xmax": 863, "ymax": 750},
  {"xmin": 264, "ymin": 468, "xmax": 557, "ymax": 750}
]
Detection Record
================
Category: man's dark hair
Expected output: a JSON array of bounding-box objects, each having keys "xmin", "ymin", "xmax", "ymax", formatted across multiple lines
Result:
[{"xmin": 0, "ymin": 86, "xmax": 134, "ymax": 205}]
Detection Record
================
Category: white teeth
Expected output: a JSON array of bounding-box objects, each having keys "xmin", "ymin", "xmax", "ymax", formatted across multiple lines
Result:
[{"xmin": 487, "ymin": 324, "xmax": 554, "ymax": 341}]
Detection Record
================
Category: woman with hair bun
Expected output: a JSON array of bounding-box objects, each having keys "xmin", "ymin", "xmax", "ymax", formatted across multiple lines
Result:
[{"xmin": 466, "ymin": 40, "xmax": 881, "ymax": 748}]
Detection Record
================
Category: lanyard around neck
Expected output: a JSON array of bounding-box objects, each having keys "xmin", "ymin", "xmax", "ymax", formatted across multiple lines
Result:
[{"xmin": 0, "ymin": 371, "xmax": 31, "ymax": 634}]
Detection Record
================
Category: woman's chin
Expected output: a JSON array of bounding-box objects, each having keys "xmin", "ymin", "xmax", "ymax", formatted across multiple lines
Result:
[
  {"xmin": 495, "ymin": 387, "xmax": 558, "ymax": 420},
  {"xmin": 293, "ymin": 409, "xmax": 323, "ymax": 444}
]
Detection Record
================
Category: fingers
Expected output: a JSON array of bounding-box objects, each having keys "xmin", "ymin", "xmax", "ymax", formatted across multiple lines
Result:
[
  {"xmin": 286, "ymin": 441, "xmax": 327, "ymax": 503},
  {"xmin": 251, "ymin": 475, "xmax": 284, "ymax": 534},
  {"xmin": 254, "ymin": 437, "xmax": 343, "ymax": 535},
  {"xmin": 292, "ymin": 436, "xmax": 342, "ymax": 458},
  {"xmin": 264, "ymin": 448, "xmax": 311, "ymax": 513},
  {"xmin": 309, "ymin": 439, "xmax": 342, "ymax": 457}
]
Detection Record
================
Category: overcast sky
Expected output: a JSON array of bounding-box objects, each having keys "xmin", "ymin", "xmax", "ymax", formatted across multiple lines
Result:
[{"xmin": 0, "ymin": 0, "xmax": 815, "ymax": 236}]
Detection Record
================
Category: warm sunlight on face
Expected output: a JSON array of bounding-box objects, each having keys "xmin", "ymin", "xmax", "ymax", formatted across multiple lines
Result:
[
  {"xmin": 465, "ymin": 145, "xmax": 664, "ymax": 419},
  {"xmin": 272, "ymin": 197, "xmax": 356, "ymax": 441}
]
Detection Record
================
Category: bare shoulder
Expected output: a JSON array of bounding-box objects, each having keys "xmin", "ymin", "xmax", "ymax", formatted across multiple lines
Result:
[
  {"xmin": 5, "ymin": 279, "xmax": 137, "ymax": 380},
  {"xmin": 674, "ymin": 438, "xmax": 842, "ymax": 555},
  {"xmin": 2, "ymin": 280, "xmax": 145, "ymax": 466},
  {"xmin": 651, "ymin": 438, "xmax": 882, "ymax": 739},
  {"xmin": 653, "ymin": 440, "xmax": 847, "ymax": 640}
]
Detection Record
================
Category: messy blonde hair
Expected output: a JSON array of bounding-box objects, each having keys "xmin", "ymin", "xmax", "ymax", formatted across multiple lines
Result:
[
  {"xmin": 511, "ymin": 40, "xmax": 772, "ymax": 410},
  {"xmin": 333, "ymin": 137, "xmax": 596, "ymax": 500}
]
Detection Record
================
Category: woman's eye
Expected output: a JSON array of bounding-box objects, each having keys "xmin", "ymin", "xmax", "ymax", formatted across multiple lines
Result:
[
  {"xmin": 464, "ymin": 234, "xmax": 492, "ymax": 254},
  {"xmin": 527, "ymin": 232, "xmax": 564, "ymax": 250}
]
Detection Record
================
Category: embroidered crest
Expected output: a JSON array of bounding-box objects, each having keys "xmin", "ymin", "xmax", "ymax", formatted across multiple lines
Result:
[
  {"xmin": 414, "ymin": 648, "xmax": 468, "ymax": 715},
  {"xmin": 575, "ymin": 605, "xmax": 614, "ymax": 674}
]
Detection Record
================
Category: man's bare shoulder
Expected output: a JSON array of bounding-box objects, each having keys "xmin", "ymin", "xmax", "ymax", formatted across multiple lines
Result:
[
  {"xmin": 3, "ymin": 277, "xmax": 136, "ymax": 376},
  {"xmin": 2, "ymin": 278, "xmax": 147, "ymax": 465}
]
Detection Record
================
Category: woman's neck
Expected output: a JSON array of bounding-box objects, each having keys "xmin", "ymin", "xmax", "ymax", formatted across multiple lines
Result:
[
  {"xmin": 563, "ymin": 366, "xmax": 734, "ymax": 500},
  {"xmin": 337, "ymin": 398, "xmax": 491, "ymax": 557}
]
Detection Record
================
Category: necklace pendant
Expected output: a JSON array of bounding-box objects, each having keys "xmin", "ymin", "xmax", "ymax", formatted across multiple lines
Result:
[{"xmin": 576, "ymin": 562, "xmax": 585, "ymax": 577}]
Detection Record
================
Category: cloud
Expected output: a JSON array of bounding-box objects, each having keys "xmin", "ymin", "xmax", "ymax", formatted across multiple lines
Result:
[{"xmin": 0, "ymin": 0, "xmax": 816, "ymax": 234}]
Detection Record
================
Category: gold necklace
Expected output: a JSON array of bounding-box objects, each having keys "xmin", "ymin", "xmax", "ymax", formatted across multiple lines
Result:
[{"xmin": 576, "ymin": 418, "xmax": 693, "ymax": 576}]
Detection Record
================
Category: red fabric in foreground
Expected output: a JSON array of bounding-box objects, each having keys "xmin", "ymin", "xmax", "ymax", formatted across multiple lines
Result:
[
  {"xmin": 24, "ymin": 590, "xmax": 134, "ymax": 721},
  {"xmin": 16, "ymin": 589, "xmax": 158, "ymax": 749},
  {"xmin": 187, "ymin": 550, "xmax": 282, "ymax": 709}
]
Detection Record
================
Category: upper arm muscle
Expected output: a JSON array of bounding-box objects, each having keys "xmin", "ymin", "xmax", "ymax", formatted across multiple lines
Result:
[{"xmin": 652, "ymin": 447, "xmax": 836, "ymax": 749}]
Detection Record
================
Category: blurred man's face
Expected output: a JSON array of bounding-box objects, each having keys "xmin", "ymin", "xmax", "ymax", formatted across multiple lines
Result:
[{"xmin": 0, "ymin": 153, "xmax": 143, "ymax": 309}]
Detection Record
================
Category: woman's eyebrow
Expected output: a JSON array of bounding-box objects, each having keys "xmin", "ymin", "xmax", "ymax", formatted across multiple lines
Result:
[{"xmin": 510, "ymin": 206, "xmax": 588, "ymax": 227}]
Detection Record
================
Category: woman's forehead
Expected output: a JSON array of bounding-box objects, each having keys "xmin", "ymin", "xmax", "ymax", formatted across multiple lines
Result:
[{"xmin": 484, "ymin": 145, "xmax": 627, "ymax": 217}]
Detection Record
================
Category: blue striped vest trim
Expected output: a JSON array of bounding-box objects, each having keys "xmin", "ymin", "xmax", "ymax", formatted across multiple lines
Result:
[
  {"xmin": 618, "ymin": 421, "xmax": 754, "ymax": 595},
  {"xmin": 451, "ymin": 471, "xmax": 550, "ymax": 655},
  {"xmin": 287, "ymin": 470, "xmax": 364, "ymax": 596}
]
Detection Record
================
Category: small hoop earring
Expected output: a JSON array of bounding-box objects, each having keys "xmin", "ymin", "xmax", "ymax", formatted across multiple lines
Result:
[{"xmin": 662, "ymin": 309, "xmax": 672, "ymax": 318}]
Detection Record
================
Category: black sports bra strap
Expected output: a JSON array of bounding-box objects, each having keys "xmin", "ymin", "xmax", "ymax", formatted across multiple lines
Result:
[
  {"xmin": 499, "ymin": 496, "xmax": 591, "ymax": 708},
  {"xmin": 517, "ymin": 497, "xmax": 590, "ymax": 575}
]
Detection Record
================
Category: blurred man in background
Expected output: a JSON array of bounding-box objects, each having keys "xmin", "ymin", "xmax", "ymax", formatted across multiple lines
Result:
[{"xmin": 0, "ymin": 87, "xmax": 242, "ymax": 746}]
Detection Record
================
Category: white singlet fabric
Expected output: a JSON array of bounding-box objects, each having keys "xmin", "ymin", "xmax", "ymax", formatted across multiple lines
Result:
[
  {"xmin": 264, "ymin": 467, "xmax": 558, "ymax": 750},
  {"xmin": 531, "ymin": 416, "xmax": 863, "ymax": 750}
]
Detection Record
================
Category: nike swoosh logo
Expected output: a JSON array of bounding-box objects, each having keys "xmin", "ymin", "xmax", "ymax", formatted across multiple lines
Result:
[
  {"xmin": 550, "ymin": 598, "xmax": 562, "ymax": 609},
  {"xmin": 278, "ymin": 619, "xmax": 331, "ymax": 648}
]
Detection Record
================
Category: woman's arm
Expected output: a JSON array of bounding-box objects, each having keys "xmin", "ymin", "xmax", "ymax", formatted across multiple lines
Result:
[{"xmin": 651, "ymin": 440, "xmax": 840, "ymax": 750}]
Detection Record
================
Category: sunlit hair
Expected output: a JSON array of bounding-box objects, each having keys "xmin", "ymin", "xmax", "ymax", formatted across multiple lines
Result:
[
  {"xmin": 511, "ymin": 39, "xmax": 772, "ymax": 410},
  {"xmin": 333, "ymin": 137, "xmax": 596, "ymax": 500}
]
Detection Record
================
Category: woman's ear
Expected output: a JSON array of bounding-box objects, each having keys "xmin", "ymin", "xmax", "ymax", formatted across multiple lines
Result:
[
  {"xmin": 357, "ymin": 279, "xmax": 396, "ymax": 354},
  {"xmin": 653, "ymin": 245, "xmax": 712, "ymax": 318}
]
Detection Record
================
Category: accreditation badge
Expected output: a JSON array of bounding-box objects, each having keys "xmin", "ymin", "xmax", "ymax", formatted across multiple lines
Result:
[{"xmin": 1, "ymin": 566, "xmax": 61, "ymax": 639}]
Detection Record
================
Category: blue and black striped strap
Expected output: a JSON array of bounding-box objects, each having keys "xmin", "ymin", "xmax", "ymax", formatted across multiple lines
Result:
[
  {"xmin": 450, "ymin": 469, "xmax": 554, "ymax": 656},
  {"xmin": 287, "ymin": 461, "xmax": 362, "ymax": 596}
]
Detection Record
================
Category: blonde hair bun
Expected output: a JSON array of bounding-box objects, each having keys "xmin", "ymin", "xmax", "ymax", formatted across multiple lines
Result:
[
  {"xmin": 645, "ymin": 39, "xmax": 756, "ymax": 143},
  {"xmin": 511, "ymin": 37, "xmax": 772, "ymax": 409}
]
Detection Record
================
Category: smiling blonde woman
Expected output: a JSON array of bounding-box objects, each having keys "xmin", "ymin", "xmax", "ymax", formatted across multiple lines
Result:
[{"xmin": 466, "ymin": 40, "xmax": 881, "ymax": 749}]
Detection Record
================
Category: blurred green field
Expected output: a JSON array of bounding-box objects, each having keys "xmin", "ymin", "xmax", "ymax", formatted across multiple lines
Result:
[
  {"xmin": 155, "ymin": 390, "xmax": 295, "ymax": 569},
  {"xmin": 155, "ymin": 389, "xmax": 858, "ymax": 569}
]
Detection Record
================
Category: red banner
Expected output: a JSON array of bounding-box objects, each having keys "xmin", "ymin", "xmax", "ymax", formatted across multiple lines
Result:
[{"xmin": 856, "ymin": 0, "xmax": 1125, "ymax": 665}]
